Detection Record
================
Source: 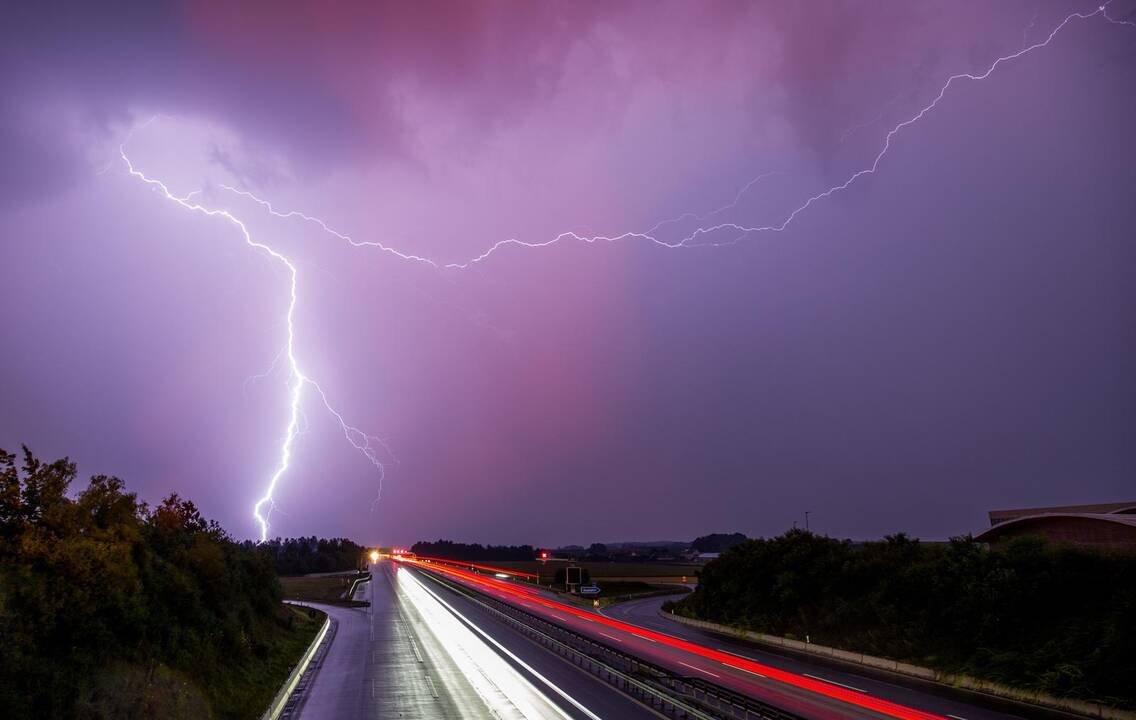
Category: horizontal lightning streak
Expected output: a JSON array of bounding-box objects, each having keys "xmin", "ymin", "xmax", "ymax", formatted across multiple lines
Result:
[
  {"xmin": 221, "ymin": 3, "xmax": 1130, "ymax": 267},
  {"xmin": 118, "ymin": 2, "xmax": 1133, "ymax": 540}
]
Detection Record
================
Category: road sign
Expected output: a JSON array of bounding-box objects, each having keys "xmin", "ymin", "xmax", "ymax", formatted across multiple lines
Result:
[{"xmin": 580, "ymin": 585, "xmax": 601, "ymax": 595}]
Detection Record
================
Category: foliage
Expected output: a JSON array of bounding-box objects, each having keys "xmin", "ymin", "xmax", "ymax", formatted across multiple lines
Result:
[
  {"xmin": 671, "ymin": 529, "xmax": 1136, "ymax": 707},
  {"xmin": 691, "ymin": 532, "xmax": 748, "ymax": 553},
  {"xmin": 0, "ymin": 446, "xmax": 301, "ymax": 719},
  {"xmin": 250, "ymin": 536, "xmax": 364, "ymax": 575},
  {"xmin": 411, "ymin": 538, "xmax": 536, "ymax": 561}
]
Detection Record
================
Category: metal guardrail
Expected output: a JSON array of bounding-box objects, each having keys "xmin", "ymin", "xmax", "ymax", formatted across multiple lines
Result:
[
  {"xmin": 417, "ymin": 568, "xmax": 806, "ymax": 720},
  {"xmin": 260, "ymin": 610, "xmax": 331, "ymax": 720},
  {"xmin": 341, "ymin": 571, "xmax": 372, "ymax": 600}
]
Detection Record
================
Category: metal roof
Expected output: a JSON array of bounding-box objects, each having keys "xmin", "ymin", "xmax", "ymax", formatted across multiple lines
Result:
[
  {"xmin": 989, "ymin": 501, "xmax": 1136, "ymax": 525},
  {"xmin": 976, "ymin": 512, "xmax": 1136, "ymax": 542}
]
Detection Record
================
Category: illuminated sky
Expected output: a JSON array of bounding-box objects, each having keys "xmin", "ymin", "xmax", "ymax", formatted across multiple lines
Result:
[{"xmin": 2, "ymin": 1, "xmax": 1134, "ymax": 545}]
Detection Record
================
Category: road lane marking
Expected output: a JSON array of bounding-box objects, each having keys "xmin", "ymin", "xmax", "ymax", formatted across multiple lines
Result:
[
  {"xmin": 550, "ymin": 613, "xmax": 570, "ymax": 622},
  {"xmin": 803, "ymin": 673, "xmax": 867, "ymax": 693},
  {"xmin": 408, "ymin": 635, "xmax": 424, "ymax": 663},
  {"xmin": 425, "ymin": 674, "xmax": 440, "ymax": 699},
  {"xmin": 598, "ymin": 631, "xmax": 623, "ymax": 643},
  {"xmin": 737, "ymin": 667, "xmax": 767, "ymax": 678},
  {"xmin": 947, "ymin": 715, "xmax": 967, "ymax": 720},
  {"xmin": 679, "ymin": 661, "xmax": 721, "ymax": 678},
  {"xmin": 633, "ymin": 634, "xmax": 657, "ymax": 643},
  {"xmin": 408, "ymin": 570, "xmax": 600, "ymax": 720}
]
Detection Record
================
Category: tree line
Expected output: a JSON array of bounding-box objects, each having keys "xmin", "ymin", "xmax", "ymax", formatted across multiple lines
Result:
[
  {"xmin": 671, "ymin": 529, "xmax": 1135, "ymax": 708},
  {"xmin": 251, "ymin": 535, "xmax": 365, "ymax": 575},
  {"xmin": 0, "ymin": 446, "xmax": 292, "ymax": 719},
  {"xmin": 411, "ymin": 538, "xmax": 537, "ymax": 561}
]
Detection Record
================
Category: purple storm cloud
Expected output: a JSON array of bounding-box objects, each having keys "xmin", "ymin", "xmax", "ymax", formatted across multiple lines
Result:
[{"xmin": 1, "ymin": 1, "xmax": 1134, "ymax": 546}]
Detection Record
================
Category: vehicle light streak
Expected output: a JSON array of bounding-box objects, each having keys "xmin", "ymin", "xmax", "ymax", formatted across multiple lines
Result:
[
  {"xmin": 413, "ymin": 556, "xmax": 541, "ymax": 580},
  {"xmin": 403, "ymin": 558, "xmax": 945, "ymax": 720},
  {"xmin": 396, "ymin": 566, "xmax": 597, "ymax": 719}
]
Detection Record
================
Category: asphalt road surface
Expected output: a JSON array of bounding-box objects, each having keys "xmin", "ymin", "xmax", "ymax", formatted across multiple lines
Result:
[
  {"xmin": 289, "ymin": 562, "xmax": 660, "ymax": 719},
  {"xmin": 405, "ymin": 559, "xmax": 1065, "ymax": 720},
  {"xmin": 603, "ymin": 595, "xmax": 1061, "ymax": 720}
]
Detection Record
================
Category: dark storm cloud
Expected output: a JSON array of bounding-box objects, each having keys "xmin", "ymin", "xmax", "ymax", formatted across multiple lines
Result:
[{"xmin": 1, "ymin": 1, "xmax": 1134, "ymax": 545}]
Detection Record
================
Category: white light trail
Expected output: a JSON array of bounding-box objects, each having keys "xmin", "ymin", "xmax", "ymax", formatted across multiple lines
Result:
[{"xmin": 396, "ymin": 567, "xmax": 590, "ymax": 719}]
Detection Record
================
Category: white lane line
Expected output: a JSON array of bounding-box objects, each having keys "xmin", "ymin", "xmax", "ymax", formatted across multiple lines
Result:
[
  {"xmin": 803, "ymin": 673, "xmax": 868, "ymax": 693},
  {"xmin": 410, "ymin": 572, "xmax": 601, "ymax": 720},
  {"xmin": 737, "ymin": 667, "xmax": 767, "ymax": 679},
  {"xmin": 550, "ymin": 613, "xmax": 571, "ymax": 622},
  {"xmin": 598, "ymin": 631, "xmax": 623, "ymax": 643},
  {"xmin": 408, "ymin": 635, "xmax": 424, "ymax": 663},
  {"xmin": 633, "ymin": 634, "xmax": 657, "ymax": 643},
  {"xmin": 947, "ymin": 715, "xmax": 968, "ymax": 720},
  {"xmin": 679, "ymin": 661, "xmax": 721, "ymax": 678},
  {"xmin": 425, "ymin": 673, "xmax": 440, "ymax": 699}
]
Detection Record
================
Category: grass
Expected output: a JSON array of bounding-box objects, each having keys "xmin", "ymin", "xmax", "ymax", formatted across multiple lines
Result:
[
  {"xmin": 80, "ymin": 604, "xmax": 328, "ymax": 719},
  {"xmin": 279, "ymin": 572, "xmax": 368, "ymax": 604},
  {"xmin": 579, "ymin": 581, "xmax": 692, "ymax": 607},
  {"xmin": 202, "ymin": 603, "xmax": 326, "ymax": 719}
]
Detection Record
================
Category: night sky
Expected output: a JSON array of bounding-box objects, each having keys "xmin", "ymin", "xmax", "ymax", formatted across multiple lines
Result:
[{"xmin": 2, "ymin": 1, "xmax": 1134, "ymax": 546}]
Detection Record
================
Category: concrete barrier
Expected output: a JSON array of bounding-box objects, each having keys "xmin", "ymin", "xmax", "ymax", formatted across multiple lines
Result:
[
  {"xmin": 260, "ymin": 612, "xmax": 331, "ymax": 720},
  {"xmin": 341, "ymin": 572, "xmax": 371, "ymax": 600},
  {"xmin": 661, "ymin": 611, "xmax": 1135, "ymax": 720}
]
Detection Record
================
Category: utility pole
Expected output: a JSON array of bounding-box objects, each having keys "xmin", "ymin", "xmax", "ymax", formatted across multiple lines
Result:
[{"xmin": 805, "ymin": 511, "xmax": 811, "ymax": 531}]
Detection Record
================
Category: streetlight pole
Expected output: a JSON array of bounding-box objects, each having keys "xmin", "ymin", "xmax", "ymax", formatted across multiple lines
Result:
[{"xmin": 805, "ymin": 511, "xmax": 811, "ymax": 532}]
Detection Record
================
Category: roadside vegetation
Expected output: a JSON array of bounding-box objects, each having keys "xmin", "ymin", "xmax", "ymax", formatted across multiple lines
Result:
[
  {"xmin": 411, "ymin": 538, "xmax": 537, "ymax": 561},
  {"xmin": 253, "ymin": 536, "xmax": 364, "ymax": 575},
  {"xmin": 279, "ymin": 571, "xmax": 370, "ymax": 605},
  {"xmin": 668, "ymin": 529, "xmax": 1136, "ymax": 709},
  {"xmin": 0, "ymin": 446, "xmax": 323, "ymax": 719}
]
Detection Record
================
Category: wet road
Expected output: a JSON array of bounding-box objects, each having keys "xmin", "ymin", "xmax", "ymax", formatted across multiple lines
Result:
[
  {"xmin": 405, "ymin": 559, "xmax": 1060, "ymax": 720},
  {"xmin": 291, "ymin": 562, "xmax": 659, "ymax": 720},
  {"xmin": 603, "ymin": 596, "xmax": 1060, "ymax": 720}
]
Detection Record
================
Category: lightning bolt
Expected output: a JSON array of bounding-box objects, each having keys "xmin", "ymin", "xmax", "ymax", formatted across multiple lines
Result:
[
  {"xmin": 119, "ymin": 148, "xmax": 390, "ymax": 541},
  {"xmin": 119, "ymin": 2, "xmax": 1133, "ymax": 540},
  {"xmin": 224, "ymin": 4, "xmax": 1132, "ymax": 267}
]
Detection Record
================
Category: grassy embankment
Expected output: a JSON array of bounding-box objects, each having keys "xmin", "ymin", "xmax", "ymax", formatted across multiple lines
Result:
[
  {"xmin": 280, "ymin": 571, "xmax": 371, "ymax": 605},
  {"xmin": 0, "ymin": 446, "xmax": 332, "ymax": 720},
  {"xmin": 204, "ymin": 604, "xmax": 326, "ymax": 719}
]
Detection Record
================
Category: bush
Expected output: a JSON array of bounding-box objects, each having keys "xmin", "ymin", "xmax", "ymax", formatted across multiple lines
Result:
[
  {"xmin": 673, "ymin": 529, "xmax": 1135, "ymax": 707},
  {"xmin": 0, "ymin": 446, "xmax": 284, "ymax": 718}
]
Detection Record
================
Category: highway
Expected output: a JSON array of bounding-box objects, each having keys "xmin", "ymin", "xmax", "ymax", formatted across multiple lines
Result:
[
  {"xmin": 289, "ymin": 562, "xmax": 660, "ymax": 719},
  {"xmin": 401, "ymin": 558, "xmax": 1059, "ymax": 720},
  {"xmin": 603, "ymin": 596, "xmax": 1051, "ymax": 720},
  {"xmin": 285, "ymin": 558, "xmax": 1066, "ymax": 720}
]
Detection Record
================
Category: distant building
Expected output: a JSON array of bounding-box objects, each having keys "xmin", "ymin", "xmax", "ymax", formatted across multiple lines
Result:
[
  {"xmin": 976, "ymin": 501, "xmax": 1136, "ymax": 550},
  {"xmin": 695, "ymin": 552, "xmax": 721, "ymax": 562}
]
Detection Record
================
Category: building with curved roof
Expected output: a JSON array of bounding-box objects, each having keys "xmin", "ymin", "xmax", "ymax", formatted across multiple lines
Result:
[{"xmin": 977, "ymin": 502, "xmax": 1136, "ymax": 550}]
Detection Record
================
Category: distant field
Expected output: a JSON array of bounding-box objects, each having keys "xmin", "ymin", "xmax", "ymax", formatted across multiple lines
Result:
[
  {"xmin": 280, "ymin": 572, "xmax": 368, "ymax": 603},
  {"xmin": 472, "ymin": 560, "xmax": 702, "ymax": 583}
]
